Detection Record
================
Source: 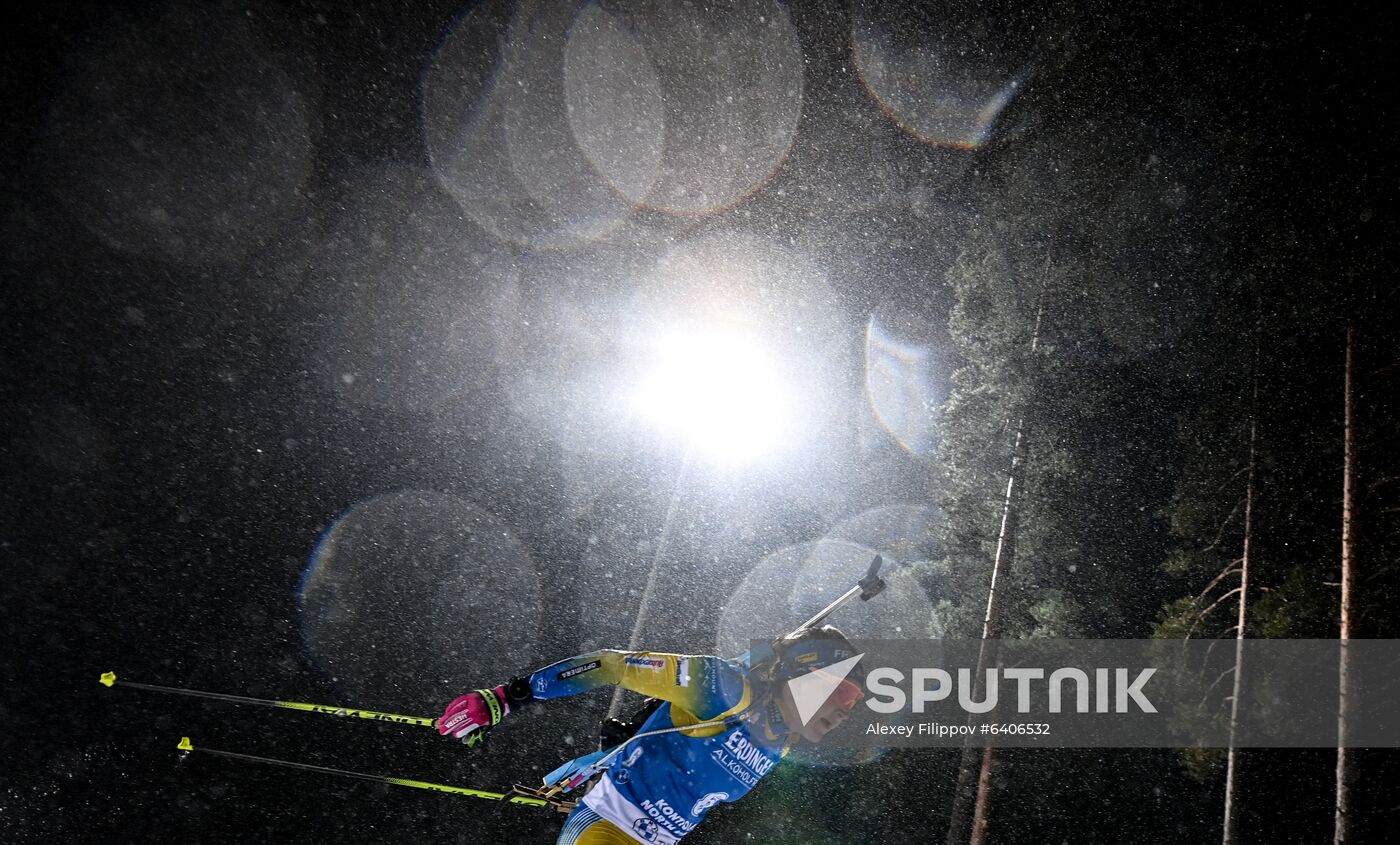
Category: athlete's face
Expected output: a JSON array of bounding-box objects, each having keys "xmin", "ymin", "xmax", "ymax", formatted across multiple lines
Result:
[{"xmin": 780, "ymin": 676, "xmax": 864, "ymax": 743}]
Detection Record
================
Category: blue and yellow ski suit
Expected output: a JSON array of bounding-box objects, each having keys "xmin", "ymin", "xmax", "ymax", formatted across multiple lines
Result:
[{"xmin": 525, "ymin": 650, "xmax": 790, "ymax": 845}]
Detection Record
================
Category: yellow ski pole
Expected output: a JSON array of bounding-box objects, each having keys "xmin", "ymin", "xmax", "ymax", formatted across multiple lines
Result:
[
  {"xmin": 100, "ymin": 672, "xmax": 435, "ymax": 728},
  {"xmin": 174, "ymin": 737, "xmax": 552, "ymax": 809}
]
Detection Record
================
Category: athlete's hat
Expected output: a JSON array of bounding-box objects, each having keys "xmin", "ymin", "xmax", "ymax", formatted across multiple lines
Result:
[{"xmin": 776, "ymin": 626, "xmax": 865, "ymax": 713}]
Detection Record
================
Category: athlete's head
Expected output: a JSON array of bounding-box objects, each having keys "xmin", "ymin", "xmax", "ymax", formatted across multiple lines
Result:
[{"xmin": 771, "ymin": 626, "xmax": 864, "ymax": 743}]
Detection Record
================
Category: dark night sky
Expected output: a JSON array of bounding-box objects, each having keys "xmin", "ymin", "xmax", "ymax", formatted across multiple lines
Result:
[{"xmin": 2, "ymin": 1, "xmax": 1395, "ymax": 843}]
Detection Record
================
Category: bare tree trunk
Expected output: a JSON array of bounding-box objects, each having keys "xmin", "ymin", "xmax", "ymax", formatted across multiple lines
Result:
[
  {"xmin": 963, "ymin": 461, "xmax": 1019, "ymax": 845},
  {"xmin": 946, "ymin": 440, "xmax": 1021, "ymax": 844},
  {"xmin": 947, "ymin": 450, "xmax": 1021, "ymax": 844},
  {"xmin": 1334, "ymin": 324, "xmax": 1358, "ymax": 844},
  {"xmin": 970, "ymin": 743, "xmax": 996, "ymax": 844},
  {"xmin": 1222, "ymin": 311, "xmax": 1262, "ymax": 845},
  {"xmin": 947, "ymin": 261, "xmax": 1050, "ymax": 845}
]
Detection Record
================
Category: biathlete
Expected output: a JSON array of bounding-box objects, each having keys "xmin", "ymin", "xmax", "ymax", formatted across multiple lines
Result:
[{"xmin": 436, "ymin": 626, "xmax": 865, "ymax": 845}]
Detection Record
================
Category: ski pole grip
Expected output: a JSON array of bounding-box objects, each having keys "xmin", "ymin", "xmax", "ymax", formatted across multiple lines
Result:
[{"xmin": 859, "ymin": 555, "xmax": 886, "ymax": 601}]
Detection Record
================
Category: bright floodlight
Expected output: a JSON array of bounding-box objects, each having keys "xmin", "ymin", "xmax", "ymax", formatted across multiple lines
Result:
[{"xmin": 630, "ymin": 326, "xmax": 795, "ymax": 465}]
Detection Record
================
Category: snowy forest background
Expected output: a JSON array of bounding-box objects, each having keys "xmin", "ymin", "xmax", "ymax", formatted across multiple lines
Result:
[{"xmin": 3, "ymin": 1, "xmax": 1397, "ymax": 843}]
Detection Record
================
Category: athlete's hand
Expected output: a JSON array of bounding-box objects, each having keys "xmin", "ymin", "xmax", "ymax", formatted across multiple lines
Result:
[{"xmin": 437, "ymin": 685, "xmax": 510, "ymax": 748}]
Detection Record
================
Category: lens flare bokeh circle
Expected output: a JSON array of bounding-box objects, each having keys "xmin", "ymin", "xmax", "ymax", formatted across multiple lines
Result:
[{"xmin": 298, "ymin": 491, "xmax": 542, "ymax": 706}]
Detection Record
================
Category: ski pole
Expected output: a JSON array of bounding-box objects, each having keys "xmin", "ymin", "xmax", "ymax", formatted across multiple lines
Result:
[
  {"xmin": 782, "ymin": 554, "xmax": 887, "ymax": 639},
  {"xmin": 100, "ymin": 672, "xmax": 436, "ymax": 728},
  {"xmin": 174, "ymin": 736, "xmax": 550, "ymax": 808}
]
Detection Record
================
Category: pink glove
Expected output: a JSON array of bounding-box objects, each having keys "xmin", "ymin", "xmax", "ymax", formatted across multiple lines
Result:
[{"xmin": 437, "ymin": 685, "xmax": 509, "ymax": 748}]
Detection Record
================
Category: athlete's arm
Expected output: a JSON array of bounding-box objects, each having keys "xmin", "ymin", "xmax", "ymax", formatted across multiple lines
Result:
[
  {"xmin": 526, "ymin": 651, "xmax": 748, "ymax": 720},
  {"xmin": 437, "ymin": 651, "xmax": 748, "ymax": 745}
]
